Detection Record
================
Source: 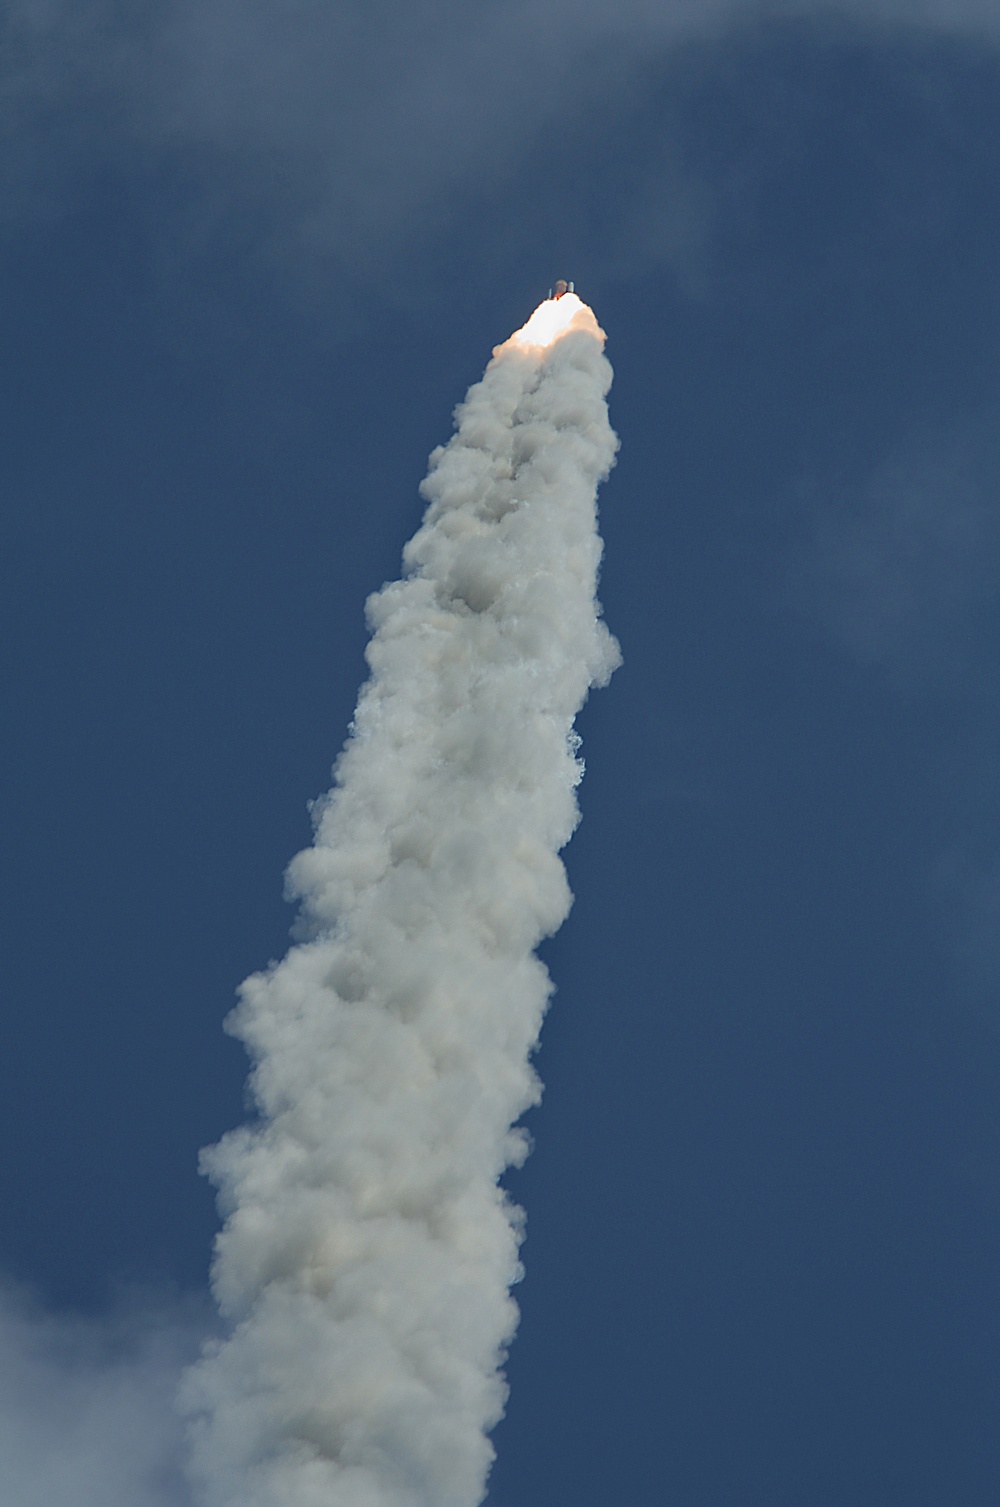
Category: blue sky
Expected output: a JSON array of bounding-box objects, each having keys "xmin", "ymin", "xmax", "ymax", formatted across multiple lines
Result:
[{"xmin": 3, "ymin": 3, "xmax": 1000, "ymax": 1502}]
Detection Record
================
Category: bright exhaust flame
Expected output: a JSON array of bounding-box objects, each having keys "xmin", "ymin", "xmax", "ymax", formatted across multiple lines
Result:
[{"xmin": 504, "ymin": 291, "xmax": 606, "ymax": 352}]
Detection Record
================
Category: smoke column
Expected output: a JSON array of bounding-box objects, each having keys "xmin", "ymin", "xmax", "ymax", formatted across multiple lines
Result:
[{"xmin": 182, "ymin": 294, "xmax": 620, "ymax": 1507}]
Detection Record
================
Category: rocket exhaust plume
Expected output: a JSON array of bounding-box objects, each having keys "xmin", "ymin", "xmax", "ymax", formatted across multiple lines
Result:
[{"xmin": 182, "ymin": 291, "xmax": 620, "ymax": 1507}]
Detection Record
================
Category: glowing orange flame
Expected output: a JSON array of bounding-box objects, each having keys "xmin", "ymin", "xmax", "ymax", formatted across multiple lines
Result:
[{"xmin": 500, "ymin": 292, "xmax": 606, "ymax": 354}]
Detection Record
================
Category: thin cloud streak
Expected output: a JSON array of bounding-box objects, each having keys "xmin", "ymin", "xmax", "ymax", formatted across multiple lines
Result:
[{"xmin": 3, "ymin": 1, "xmax": 999, "ymax": 272}]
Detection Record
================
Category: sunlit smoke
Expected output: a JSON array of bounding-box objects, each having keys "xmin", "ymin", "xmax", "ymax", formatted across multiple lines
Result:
[{"xmin": 182, "ymin": 294, "xmax": 619, "ymax": 1507}]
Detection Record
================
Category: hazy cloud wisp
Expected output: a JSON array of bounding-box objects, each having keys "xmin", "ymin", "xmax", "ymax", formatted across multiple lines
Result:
[
  {"xmin": 4, "ymin": 0, "xmax": 1000, "ymax": 278},
  {"xmin": 0, "ymin": 1284, "xmax": 203, "ymax": 1507}
]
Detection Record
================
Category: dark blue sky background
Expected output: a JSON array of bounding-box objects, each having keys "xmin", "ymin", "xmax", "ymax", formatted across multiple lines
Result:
[{"xmin": 3, "ymin": 6, "xmax": 1000, "ymax": 1502}]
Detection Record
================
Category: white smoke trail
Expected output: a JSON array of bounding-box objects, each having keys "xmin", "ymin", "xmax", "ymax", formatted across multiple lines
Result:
[{"xmin": 181, "ymin": 295, "xmax": 620, "ymax": 1507}]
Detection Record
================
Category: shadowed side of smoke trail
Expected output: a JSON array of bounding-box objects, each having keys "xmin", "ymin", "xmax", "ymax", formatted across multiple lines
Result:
[{"xmin": 181, "ymin": 314, "xmax": 619, "ymax": 1507}]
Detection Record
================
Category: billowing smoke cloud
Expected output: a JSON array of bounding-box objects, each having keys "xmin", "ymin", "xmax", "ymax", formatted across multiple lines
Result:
[{"xmin": 180, "ymin": 297, "xmax": 620, "ymax": 1506}]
